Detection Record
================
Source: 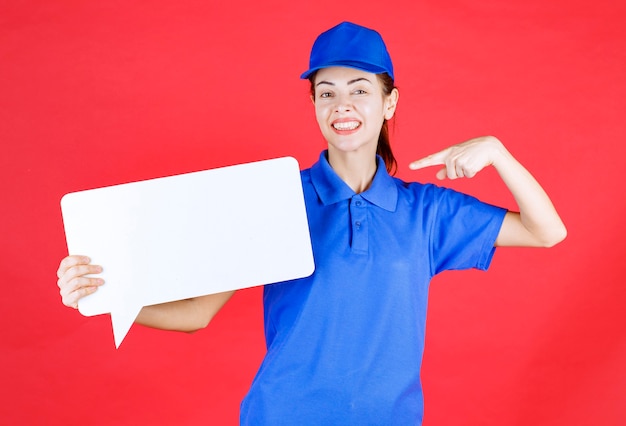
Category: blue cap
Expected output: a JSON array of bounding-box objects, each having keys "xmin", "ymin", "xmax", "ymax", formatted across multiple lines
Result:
[{"xmin": 300, "ymin": 22, "xmax": 394, "ymax": 81}]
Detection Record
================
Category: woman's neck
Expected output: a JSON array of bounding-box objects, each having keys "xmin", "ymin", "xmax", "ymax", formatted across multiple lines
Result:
[{"xmin": 327, "ymin": 148, "xmax": 378, "ymax": 194}]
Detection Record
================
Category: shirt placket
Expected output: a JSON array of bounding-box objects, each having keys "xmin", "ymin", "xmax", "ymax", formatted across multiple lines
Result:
[{"xmin": 350, "ymin": 195, "xmax": 368, "ymax": 254}]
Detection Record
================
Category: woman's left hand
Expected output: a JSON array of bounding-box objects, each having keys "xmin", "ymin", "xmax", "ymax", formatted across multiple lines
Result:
[{"xmin": 409, "ymin": 135, "xmax": 505, "ymax": 180}]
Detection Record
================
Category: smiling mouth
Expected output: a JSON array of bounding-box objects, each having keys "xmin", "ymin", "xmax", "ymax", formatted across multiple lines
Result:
[{"xmin": 332, "ymin": 121, "xmax": 361, "ymax": 131}]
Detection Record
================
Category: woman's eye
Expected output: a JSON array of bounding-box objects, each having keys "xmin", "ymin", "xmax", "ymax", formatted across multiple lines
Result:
[
  {"xmin": 319, "ymin": 92, "xmax": 332, "ymax": 98},
  {"xmin": 353, "ymin": 89, "xmax": 367, "ymax": 95}
]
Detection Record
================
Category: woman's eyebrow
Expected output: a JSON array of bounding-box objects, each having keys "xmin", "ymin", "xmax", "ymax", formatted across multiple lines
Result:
[
  {"xmin": 316, "ymin": 80, "xmax": 334, "ymax": 87},
  {"xmin": 347, "ymin": 77, "xmax": 372, "ymax": 85},
  {"xmin": 316, "ymin": 77, "xmax": 372, "ymax": 87}
]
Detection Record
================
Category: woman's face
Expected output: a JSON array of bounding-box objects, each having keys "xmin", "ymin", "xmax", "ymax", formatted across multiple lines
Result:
[{"xmin": 312, "ymin": 67, "xmax": 398, "ymax": 158}]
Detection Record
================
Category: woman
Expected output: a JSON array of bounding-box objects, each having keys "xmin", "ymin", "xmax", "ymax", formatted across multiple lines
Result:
[{"xmin": 57, "ymin": 22, "xmax": 566, "ymax": 425}]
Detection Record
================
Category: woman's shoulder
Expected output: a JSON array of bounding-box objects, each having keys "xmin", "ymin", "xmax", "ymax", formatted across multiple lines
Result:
[
  {"xmin": 393, "ymin": 176, "xmax": 442, "ymax": 198},
  {"xmin": 393, "ymin": 177, "xmax": 480, "ymax": 209}
]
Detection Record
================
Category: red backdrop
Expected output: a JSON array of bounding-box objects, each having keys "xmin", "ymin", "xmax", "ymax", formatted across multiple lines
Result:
[{"xmin": 2, "ymin": 1, "xmax": 625, "ymax": 425}]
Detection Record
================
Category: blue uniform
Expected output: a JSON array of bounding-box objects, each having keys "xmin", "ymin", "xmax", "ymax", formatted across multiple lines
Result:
[{"xmin": 240, "ymin": 151, "xmax": 507, "ymax": 425}]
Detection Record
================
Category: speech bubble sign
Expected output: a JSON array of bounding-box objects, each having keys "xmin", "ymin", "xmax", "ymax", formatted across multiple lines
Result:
[{"xmin": 61, "ymin": 157, "xmax": 314, "ymax": 347}]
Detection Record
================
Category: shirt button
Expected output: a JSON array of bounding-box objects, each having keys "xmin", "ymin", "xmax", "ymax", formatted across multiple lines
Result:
[
  {"xmin": 355, "ymin": 201, "xmax": 362, "ymax": 206},
  {"xmin": 355, "ymin": 221, "xmax": 361, "ymax": 228}
]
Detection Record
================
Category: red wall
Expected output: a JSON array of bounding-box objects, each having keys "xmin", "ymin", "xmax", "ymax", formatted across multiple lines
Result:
[{"xmin": 2, "ymin": 1, "xmax": 624, "ymax": 424}]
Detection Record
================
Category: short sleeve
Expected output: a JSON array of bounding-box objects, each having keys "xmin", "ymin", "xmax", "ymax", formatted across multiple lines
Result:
[{"xmin": 429, "ymin": 187, "xmax": 507, "ymax": 275}]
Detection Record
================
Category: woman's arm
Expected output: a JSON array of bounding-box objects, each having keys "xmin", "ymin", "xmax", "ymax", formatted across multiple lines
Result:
[
  {"xmin": 409, "ymin": 136, "xmax": 567, "ymax": 247},
  {"xmin": 57, "ymin": 255, "xmax": 234, "ymax": 332},
  {"xmin": 135, "ymin": 291, "xmax": 234, "ymax": 333}
]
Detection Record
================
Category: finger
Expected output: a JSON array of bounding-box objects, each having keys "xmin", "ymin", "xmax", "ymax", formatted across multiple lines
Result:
[
  {"xmin": 464, "ymin": 168, "xmax": 477, "ymax": 178},
  {"xmin": 455, "ymin": 163, "xmax": 465, "ymax": 178},
  {"xmin": 57, "ymin": 255, "xmax": 91, "ymax": 278},
  {"xmin": 60, "ymin": 275, "xmax": 104, "ymax": 303},
  {"xmin": 60, "ymin": 275, "xmax": 105, "ymax": 295},
  {"xmin": 463, "ymin": 159, "xmax": 485, "ymax": 178},
  {"xmin": 435, "ymin": 167, "xmax": 447, "ymax": 180},
  {"xmin": 445, "ymin": 158, "xmax": 458, "ymax": 180},
  {"xmin": 409, "ymin": 149, "xmax": 449, "ymax": 170},
  {"xmin": 61, "ymin": 284, "xmax": 100, "ymax": 309},
  {"xmin": 57, "ymin": 264, "xmax": 103, "ymax": 288},
  {"xmin": 59, "ymin": 264, "xmax": 103, "ymax": 285},
  {"xmin": 60, "ymin": 278, "xmax": 103, "ymax": 299}
]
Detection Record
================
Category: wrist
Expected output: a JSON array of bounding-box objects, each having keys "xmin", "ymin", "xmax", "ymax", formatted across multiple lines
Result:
[{"xmin": 487, "ymin": 136, "xmax": 512, "ymax": 169}]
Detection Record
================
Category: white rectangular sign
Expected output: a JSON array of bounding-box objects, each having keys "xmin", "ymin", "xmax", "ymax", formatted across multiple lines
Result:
[{"xmin": 61, "ymin": 157, "xmax": 314, "ymax": 347}]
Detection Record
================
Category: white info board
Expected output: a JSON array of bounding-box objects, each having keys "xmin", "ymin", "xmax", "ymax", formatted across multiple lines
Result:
[{"xmin": 61, "ymin": 157, "xmax": 314, "ymax": 348}]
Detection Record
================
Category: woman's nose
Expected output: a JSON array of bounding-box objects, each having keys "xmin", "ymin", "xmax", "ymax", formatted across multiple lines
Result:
[{"xmin": 334, "ymin": 93, "xmax": 353, "ymax": 112}]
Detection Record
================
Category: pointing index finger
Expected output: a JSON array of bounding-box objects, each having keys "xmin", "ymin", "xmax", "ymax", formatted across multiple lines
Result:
[{"xmin": 409, "ymin": 149, "xmax": 448, "ymax": 170}]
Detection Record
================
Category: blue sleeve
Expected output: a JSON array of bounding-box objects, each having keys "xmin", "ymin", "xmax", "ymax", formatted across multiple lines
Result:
[{"xmin": 428, "ymin": 186, "xmax": 507, "ymax": 275}]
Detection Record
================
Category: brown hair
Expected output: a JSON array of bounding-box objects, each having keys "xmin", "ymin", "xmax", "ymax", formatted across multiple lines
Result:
[
  {"xmin": 309, "ymin": 72, "xmax": 398, "ymax": 175},
  {"xmin": 375, "ymin": 73, "xmax": 398, "ymax": 175}
]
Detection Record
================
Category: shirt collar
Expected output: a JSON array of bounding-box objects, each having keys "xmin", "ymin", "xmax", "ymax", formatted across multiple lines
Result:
[{"xmin": 310, "ymin": 150, "xmax": 398, "ymax": 212}]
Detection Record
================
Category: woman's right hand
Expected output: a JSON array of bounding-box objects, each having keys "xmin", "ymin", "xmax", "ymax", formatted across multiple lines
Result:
[{"xmin": 56, "ymin": 255, "xmax": 105, "ymax": 309}]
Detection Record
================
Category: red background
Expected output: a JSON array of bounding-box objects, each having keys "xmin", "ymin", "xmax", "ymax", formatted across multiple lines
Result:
[{"xmin": 2, "ymin": 1, "xmax": 625, "ymax": 424}]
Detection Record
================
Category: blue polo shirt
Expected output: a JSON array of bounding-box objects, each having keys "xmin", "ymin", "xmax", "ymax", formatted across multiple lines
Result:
[{"xmin": 240, "ymin": 151, "xmax": 507, "ymax": 425}]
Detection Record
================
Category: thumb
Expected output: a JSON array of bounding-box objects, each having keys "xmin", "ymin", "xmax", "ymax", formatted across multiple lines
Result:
[{"xmin": 436, "ymin": 167, "xmax": 448, "ymax": 180}]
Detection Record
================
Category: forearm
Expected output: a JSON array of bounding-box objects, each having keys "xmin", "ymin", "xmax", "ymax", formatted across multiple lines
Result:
[
  {"xmin": 134, "ymin": 290, "xmax": 235, "ymax": 333},
  {"xmin": 491, "ymin": 138, "xmax": 567, "ymax": 247}
]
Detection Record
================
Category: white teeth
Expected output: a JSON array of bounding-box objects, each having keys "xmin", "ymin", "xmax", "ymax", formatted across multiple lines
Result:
[{"xmin": 333, "ymin": 121, "xmax": 360, "ymax": 131}]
